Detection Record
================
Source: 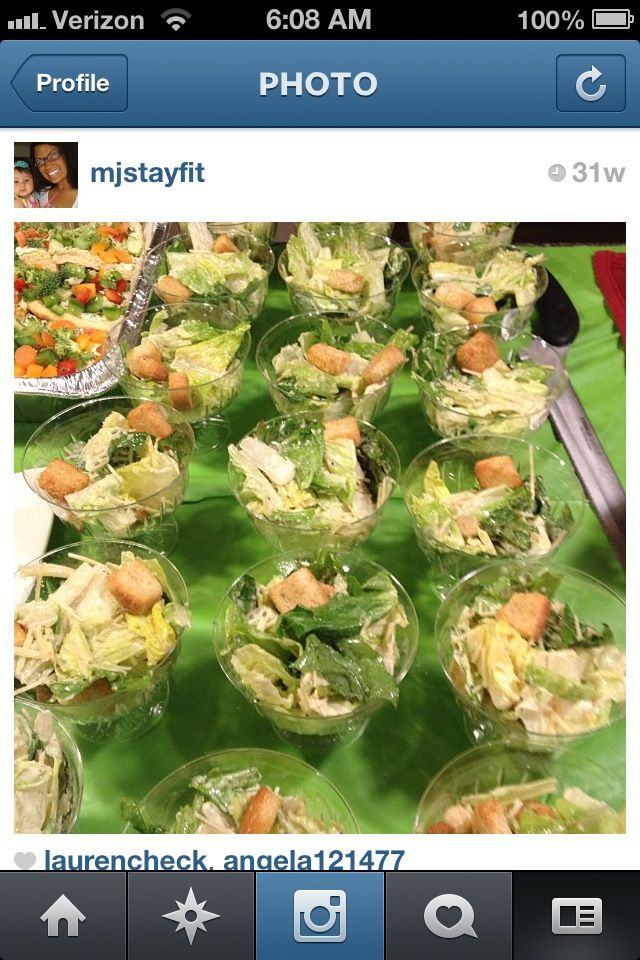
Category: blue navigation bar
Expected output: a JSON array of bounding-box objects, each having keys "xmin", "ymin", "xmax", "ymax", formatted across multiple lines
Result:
[{"xmin": 1, "ymin": 39, "xmax": 638, "ymax": 126}]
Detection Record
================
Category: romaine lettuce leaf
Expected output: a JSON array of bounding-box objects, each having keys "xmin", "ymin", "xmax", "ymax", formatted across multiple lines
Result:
[
  {"xmin": 292, "ymin": 634, "xmax": 398, "ymax": 705},
  {"xmin": 230, "ymin": 643, "xmax": 298, "ymax": 709}
]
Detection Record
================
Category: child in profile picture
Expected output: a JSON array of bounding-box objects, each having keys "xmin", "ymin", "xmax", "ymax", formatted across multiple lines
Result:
[{"xmin": 14, "ymin": 159, "xmax": 40, "ymax": 208}]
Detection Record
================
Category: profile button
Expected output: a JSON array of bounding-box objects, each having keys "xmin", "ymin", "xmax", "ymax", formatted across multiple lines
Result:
[{"xmin": 11, "ymin": 55, "xmax": 128, "ymax": 111}]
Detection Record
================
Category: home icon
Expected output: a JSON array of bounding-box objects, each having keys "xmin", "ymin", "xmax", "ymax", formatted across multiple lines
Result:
[{"xmin": 40, "ymin": 894, "xmax": 86, "ymax": 937}]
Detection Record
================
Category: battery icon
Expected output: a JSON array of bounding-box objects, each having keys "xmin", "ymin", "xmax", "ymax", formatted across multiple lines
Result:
[{"xmin": 592, "ymin": 8, "xmax": 634, "ymax": 27}]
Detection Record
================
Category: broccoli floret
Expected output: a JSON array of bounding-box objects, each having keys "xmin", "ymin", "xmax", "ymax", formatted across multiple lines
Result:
[
  {"xmin": 100, "ymin": 268, "xmax": 123, "ymax": 289},
  {"xmin": 23, "ymin": 268, "xmax": 60, "ymax": 302},
  {"xmin": 58, "ymin": 263, "xmax": 87, "ymax": 283}
]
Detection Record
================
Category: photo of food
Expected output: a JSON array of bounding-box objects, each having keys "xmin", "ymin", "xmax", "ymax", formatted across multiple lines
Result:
[{"xmin": 13, "ymin": 222, "xmax": 626, "ymax": 834}]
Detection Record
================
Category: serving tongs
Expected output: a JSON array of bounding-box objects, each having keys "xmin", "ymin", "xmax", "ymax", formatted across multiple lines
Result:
[{"xmin": 532, "ymin": 271, "xmax": 626, "ymax": 568}]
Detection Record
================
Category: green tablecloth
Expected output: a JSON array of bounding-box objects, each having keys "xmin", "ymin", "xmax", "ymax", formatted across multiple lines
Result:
[{"xmin": 14, "ymin": 244, "xmax": 626, "ymax": 833}]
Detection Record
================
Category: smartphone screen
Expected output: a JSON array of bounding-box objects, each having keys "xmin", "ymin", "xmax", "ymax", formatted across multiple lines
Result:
[{"xmin": 3, "ymin": 5, "xmax": 634, "ymax": 958}]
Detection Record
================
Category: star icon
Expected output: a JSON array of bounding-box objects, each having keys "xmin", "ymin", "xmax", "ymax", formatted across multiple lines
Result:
[{"xmin": 162, "ymin": 886, "xmax": 220, "ymax": 945}]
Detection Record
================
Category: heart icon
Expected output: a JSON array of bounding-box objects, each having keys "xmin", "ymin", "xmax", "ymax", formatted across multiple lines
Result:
[{"xmin": 14, "ymin": 852, "xmax": 36, "ymax": 870}]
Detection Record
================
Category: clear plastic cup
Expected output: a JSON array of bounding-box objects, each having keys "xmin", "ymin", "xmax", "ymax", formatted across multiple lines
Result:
[
  {"xmin": 14, "ymin": 699, "xmax": 84, "ymax": 833},
  {"xmin": 435, "ymin": 560, "xmax": 626, "ymax": 750},
  {"xmin": 414, "ymin": 742, "xmax": 625, "ymax": 834},
  {"xmin": 213, "ymin": 553, "xmax": 419, "ymax": 749},
  {"xmin": 278, "ymin": 227, "xmax": 409, "ymax": 320},
  {"xmin": 146, "ymin": 225, "xmax": 275, "ymax": 322},
  {"xmin": 228, "ymin": 414, "xmax": 400, "ymax": 552},
  {"xmin": 411, "ymin": 250, "xmax": 548, "ymax": 336},
  {"xmin": 256, "ymin": 310, "xmax": 405, "ymax": 421},
  {"xmin": 123, "ymin": 748, "xmax": 359, "ymax": 833},
  {"xmin": 412, "ymin": 324, "xmax": 568, "ymax": 439},
  {"xmin": 408, "ymin": 222, "xmax": 519, "ymax": 261},
  {"xmin": 104, "ymin": 301, "xmax": 249, "ymax": 454},
  {"xmin": 14, "ymin": 539, "xmax": 190, "ymax": 743},
  {"xmin": 403, "ymin": 436, "xmax": 584, "ymax": 597},
  {"xmin": 22, "ymin": 395, "xmax": 194, "ymax": 554}
]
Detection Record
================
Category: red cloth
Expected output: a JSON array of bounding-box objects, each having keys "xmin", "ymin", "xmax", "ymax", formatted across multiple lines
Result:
[{"xmin": 593, "ymin": 250, "xmax": 626, "ymax": 345}]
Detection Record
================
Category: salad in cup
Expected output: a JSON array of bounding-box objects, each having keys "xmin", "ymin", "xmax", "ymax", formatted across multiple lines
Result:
[
  {"xmin": 279, "ymin": 222, "xmax": 409, "ymax": 319},
  {"xmin": 199, "ymin": 222, "xmax": 276, "ymax": 242},
  {"xmin": 412, "ymin": 248, "xmax": 547, "ymax": 334},
  {"xmin": 14, "ymin": 701, "xmax": 83, "ymax": 833},
  {"xmin": 413, "ymin": 325, "xmax": 567, "ymax": 438},
  {"xmin": 436, "ymin": 562, "xmax": 626, "ymax": 748},
  {"xmin": 301, "ymin": 222, "xmax": 394, "ymax": 238},
  {"xmin": 14, "ymin": 540, "xmax": 190, "ymax": 742},
  {"xmin": 22, "ymin": 396, "xmax": 194, "ymax": 551},
  {"xmin": 256, "ymin": 311, "xmax": 416, "ymax": 421},
  {"xmin": 148, "ymin": 223, "xmax": 274, "ymax": 322},
  {"xmin": 228, "ymin": 414, "xmax": 400, "ymax": 551},
  {"xmin": 415, "ymin": 743, "xmax": 625, "ymax": 835},
  {"xmin": 123, "ymin": 749, "xmax": 358, "ymax": 833},
  {"xmin": 106, "ymin": 302, "xmax": 250, "ymax": 451},
  {"xmin": 214, "ymin": 553, "xmax": 418, "ymax": 746},
  {"xmin": 408, "ymin": 222, "xmax": 518, "ymax": 259},
  {"xmin": 403, "ymin": 437, "xmax": 583, "ymax": 593}
]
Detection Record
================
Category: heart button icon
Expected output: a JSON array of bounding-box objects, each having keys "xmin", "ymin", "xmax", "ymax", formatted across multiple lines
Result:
[{"xmin": 14, "ymin": 852, "xmax": 36, "ymax": 870}]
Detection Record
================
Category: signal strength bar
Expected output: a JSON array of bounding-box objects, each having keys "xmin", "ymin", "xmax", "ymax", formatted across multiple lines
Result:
[{"xmin": 8, "ymin": 12, "xmax": 46, "ymax": 28}]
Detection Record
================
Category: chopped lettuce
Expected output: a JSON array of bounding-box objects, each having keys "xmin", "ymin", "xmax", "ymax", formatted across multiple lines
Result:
[
  {"xmin": 409, "ymin": 456, "xmax": 571, "ymax": 559},
  {"xmin": 14, "ymin": 709, "xmax": 76, "ymax": 834},
  {"xmin": 449, "ymin": 573, "xmax": 625, "ymax": 738},
  {"xmin": 14, "ymin": 552, "xmax": 188, "ymax": 705},
  {"xmin": 283, "ymin": 222, "xmax": 406, "ymax": 317},
  {"xmin": 123, "ymin": 763, "xmax": 344, "ymax": 834},
  {"xmin": 229, "ymin": 416, "xmax": 395, "ymax": 537},
  {"xmin": 221, "ymin": 558, "xmax": 408, "ymax": 721}
]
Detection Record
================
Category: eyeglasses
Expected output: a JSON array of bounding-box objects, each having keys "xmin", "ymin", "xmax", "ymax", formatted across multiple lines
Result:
[{"xmin": 34, "ymin": 148, "xmax": 62, "ymax": 169}]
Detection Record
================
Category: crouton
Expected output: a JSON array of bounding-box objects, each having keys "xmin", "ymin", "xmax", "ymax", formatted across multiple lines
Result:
[
  {"xmin": 474, "ymin": 455, "xmax": 522, "ymax": 490},
  {"xmin": 323, "ymin": 416, "xmax": 361, "ymax": 446},
  {"xmin": 444, "ymin": 804, "xmax": 475, "ymax": 833},
  {"xmin": 327, "ymin": 268, "xmax": 366, "ymax": 294},
  {"xmin": 434, "ymin": 282, "xmax": 475, "ymax": 312},
  {"xmin": 497, "ymin": 592, "xmax": 551, "ymax": 641},
  {"xmin": 307, "ymin": 342, "xmax": 350, "ymax": 376},
  {"xmin": 462, "ymin": 296, "xmax": 498, "ymax": 325},
  {"xmin": 168, "ymin": 371, "xmax": 193, "ymax": 411},
  {"xmin": 471, "ymin": 800, "xmax": 512, "ymax": 834},
  {"xmin": 107, "ymin": 559, "xmax": 164, "ymax": 615},
  {"xmin": 213, "ymin": 233, "xmax": 239, "ymax": 254},
  {"xmin": 457, "ymin": 515, "xmax": 480, "ymax": 538},
  {"xmin": 68, "ymin": 678, "xmax": 113, "ymax": 705},
  {"xmin": 239, "ymin": 786, "xmax": 280, "ymax": 834},
  {"xmin": 38, "ymin": 459, "xmax": 90, "ymax": 502},
  {"xmin": 127, "ymin": 401, "xmax": 174, "ymax": 439},
  {"xmin": 269, "ymin": 567, "xmax": 335, "ymax": 614},
  {"xmin": 14, "ymin": 622, "xmax": 26, "ymax": 648},
  {"xmin": 517, "ymin": 802, "xmax": 558, "ymax": 823},
  {"xmin": 455, "ymin": 330, "xmax": 500, "ymax": 373},
  {"xmin": 155, "ymin": 275, "xmax": 193, "ymax": 304},
  {"xmin": 362, "ymin": 344, "xmax": 405, "ymax": 385},
  {"xmin": 427, "ymin": 821, "xmax": 454, "ymax": 834},
  {"xmin": 126, "ymin": 342, "xmax": 168, "ymax": 382}
]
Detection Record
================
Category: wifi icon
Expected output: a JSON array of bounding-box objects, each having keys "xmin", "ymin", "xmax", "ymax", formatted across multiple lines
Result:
[{"xmin": 161, "ymin": 8, "xmax": 191, "ymax": 31}]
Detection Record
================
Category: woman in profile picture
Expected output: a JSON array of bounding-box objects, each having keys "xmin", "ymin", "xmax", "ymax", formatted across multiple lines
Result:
[{"xmin": 30, "ymin": 142, "xmax": 78, "ymax": 208}]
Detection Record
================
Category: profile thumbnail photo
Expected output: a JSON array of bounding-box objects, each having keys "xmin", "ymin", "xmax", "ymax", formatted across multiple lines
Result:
[{"xmin": 14, "ymin": 142, "xmax": 78, "ymax": 209}]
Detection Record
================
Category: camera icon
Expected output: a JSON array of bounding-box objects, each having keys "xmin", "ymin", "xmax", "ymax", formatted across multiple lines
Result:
[{"xmin": 293, "ymin": 889, "xmax": 347, "ymax": 943}]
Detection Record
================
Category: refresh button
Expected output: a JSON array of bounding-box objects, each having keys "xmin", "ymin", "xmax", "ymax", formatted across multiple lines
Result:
[
  {"xmin": 576, "ymin": 65, "xmax": 606, "ymax": 101},
  {"xmin": 556, "ymin": 55, "xmax": 625, "ymax": 111}
]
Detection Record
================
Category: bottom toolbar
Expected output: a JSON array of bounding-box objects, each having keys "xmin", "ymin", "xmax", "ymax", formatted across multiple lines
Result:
[{"xmin": 0, "ymin": 871, "xmax": 637, "ymax": 960}]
